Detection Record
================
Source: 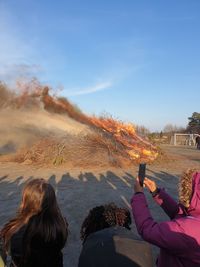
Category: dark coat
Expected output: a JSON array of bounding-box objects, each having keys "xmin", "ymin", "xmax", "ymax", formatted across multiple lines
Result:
[
  {"xmin": 78, "ymin": 226, "xmax": 153, "ymax": 267},
  {"xmin": 1, "ymin": 225, "xmax": 64, "ymax": 267},
  {"xmin": 196, "ymin": 136, "xmax": 200, "ymax": 144}
]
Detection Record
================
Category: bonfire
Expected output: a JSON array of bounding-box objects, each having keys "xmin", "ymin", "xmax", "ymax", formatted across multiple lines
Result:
[{"xmin": 0, "ymin": 79, "xmax": 159, "ymax": 167}]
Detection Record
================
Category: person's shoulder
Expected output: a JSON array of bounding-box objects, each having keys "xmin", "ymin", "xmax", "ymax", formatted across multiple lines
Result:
[
  {"xmin": 80, "ymin": 226, "xmax": 153, "ymax": 267},
  {"xmin": 84, "ymin": 226, "xmax": 143, "ymax": 245}
]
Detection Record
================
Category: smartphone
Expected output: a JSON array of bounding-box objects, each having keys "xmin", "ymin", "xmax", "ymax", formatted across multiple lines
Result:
[{"xmin": 138, "ymin": 163, "xmax": 146, "ymax": 186}]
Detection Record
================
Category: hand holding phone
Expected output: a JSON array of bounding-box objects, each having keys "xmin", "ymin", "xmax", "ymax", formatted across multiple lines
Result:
[{"xmin": 138, "ymin": 163, "xmax": 146, "ymax": 187}]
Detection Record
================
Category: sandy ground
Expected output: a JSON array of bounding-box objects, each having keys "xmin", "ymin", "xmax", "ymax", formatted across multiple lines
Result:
[{"xmin": 0, "ymin": 145, "xmax": 199, "ymax": 266}]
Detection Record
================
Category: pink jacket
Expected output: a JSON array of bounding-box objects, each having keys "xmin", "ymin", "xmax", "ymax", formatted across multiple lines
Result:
[{"xmin": 131, "ymin": 172, "xmax": 200, "ymax": 267}]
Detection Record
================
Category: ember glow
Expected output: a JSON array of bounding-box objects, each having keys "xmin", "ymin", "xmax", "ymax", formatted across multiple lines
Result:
[{"xmin": 89, "ymin": 117, "xmax": 158, "ymax": 163}]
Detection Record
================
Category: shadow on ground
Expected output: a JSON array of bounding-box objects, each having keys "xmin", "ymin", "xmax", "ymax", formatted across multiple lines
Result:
[{"xmin": 0, "ymin": 169, "xmax": 180, "ymax": 267}]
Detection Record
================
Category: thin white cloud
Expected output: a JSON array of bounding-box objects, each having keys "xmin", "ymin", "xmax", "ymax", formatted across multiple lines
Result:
[{"xmin": 65, "ymin": 81, "xmax": 113, "ymax": 96}]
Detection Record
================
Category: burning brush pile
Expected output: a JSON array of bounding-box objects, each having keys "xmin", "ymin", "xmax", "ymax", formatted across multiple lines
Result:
[{"xmin": 0, "ymin": 79, "xmax": 158, "ymax": 168}]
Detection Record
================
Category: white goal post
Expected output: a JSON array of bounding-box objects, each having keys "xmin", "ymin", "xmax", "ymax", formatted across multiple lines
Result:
[{"xmin": 173, "ymin": 133, "xmax": 198, "ymax": 146}]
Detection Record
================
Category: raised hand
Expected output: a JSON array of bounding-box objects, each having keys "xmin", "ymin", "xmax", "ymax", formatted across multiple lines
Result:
[{"xmin": 144, "ymin": 177, "xmax": 157, "ymax": 193}]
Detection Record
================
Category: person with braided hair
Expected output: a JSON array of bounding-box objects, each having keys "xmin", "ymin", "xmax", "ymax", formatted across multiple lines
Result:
[{"xmin": 79, "ymin": 203, "xmax": 153, "ymax": 267}]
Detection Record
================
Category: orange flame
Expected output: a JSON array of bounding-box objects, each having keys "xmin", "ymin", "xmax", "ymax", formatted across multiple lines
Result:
[{"xmin": 89, "ymin": 116, "xmax": 158, "ymax": 162}]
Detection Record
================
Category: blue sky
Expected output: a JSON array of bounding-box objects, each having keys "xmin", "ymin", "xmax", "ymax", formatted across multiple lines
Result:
[{"xmin": 0, "ymin": 0, "xmax": 200, "ymax": 131}]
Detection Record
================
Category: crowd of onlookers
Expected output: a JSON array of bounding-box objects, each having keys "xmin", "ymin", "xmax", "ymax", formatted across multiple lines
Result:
[{"xmin": 0, "ymin": 169, "xmax": 200, "ymax": 267}]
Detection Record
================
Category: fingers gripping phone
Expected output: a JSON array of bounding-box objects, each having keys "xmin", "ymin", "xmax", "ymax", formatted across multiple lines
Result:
[{"xmin": 138, "ymin": 163, "xmax": 146, "ymax": 186}]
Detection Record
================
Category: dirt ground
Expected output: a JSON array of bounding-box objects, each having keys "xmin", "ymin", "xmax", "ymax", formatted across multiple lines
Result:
[{"xmin": 0, "ymin": 144, "xmax": 199, "ymax": 266}]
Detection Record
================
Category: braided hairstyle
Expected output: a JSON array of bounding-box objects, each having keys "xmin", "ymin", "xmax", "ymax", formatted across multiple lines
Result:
[
  {"xmin": 179, "ymin": 168, "xmax": 197, "ymax": 208},
  {"xmin": 80, "ymin": 203, "xmax": 131, "ymax": 242}
]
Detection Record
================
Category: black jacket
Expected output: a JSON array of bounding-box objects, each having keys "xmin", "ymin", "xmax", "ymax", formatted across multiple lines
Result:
[
  {"xmin": 78, "ymin": 226, "xmax": 153, "ymax": 267},
  {"xmin": 1, "ymin": 225, "xmax": 64, "ymax": 267}
]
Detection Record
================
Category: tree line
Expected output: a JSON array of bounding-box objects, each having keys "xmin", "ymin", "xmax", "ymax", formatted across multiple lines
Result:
[{"xmin": 136, "ymin": 112, "xmax": 200, "ymax": 137}]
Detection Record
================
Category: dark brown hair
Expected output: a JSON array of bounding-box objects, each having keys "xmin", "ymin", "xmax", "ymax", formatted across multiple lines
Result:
[{"xmin": 80, "ymin": 203, "xmax": 131, "ymax": 242}]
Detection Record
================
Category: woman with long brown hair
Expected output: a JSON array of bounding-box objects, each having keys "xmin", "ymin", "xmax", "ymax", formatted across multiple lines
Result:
[{"xmin": 0, "ymin": 178, "xmax": 68, "ymax": 267}]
